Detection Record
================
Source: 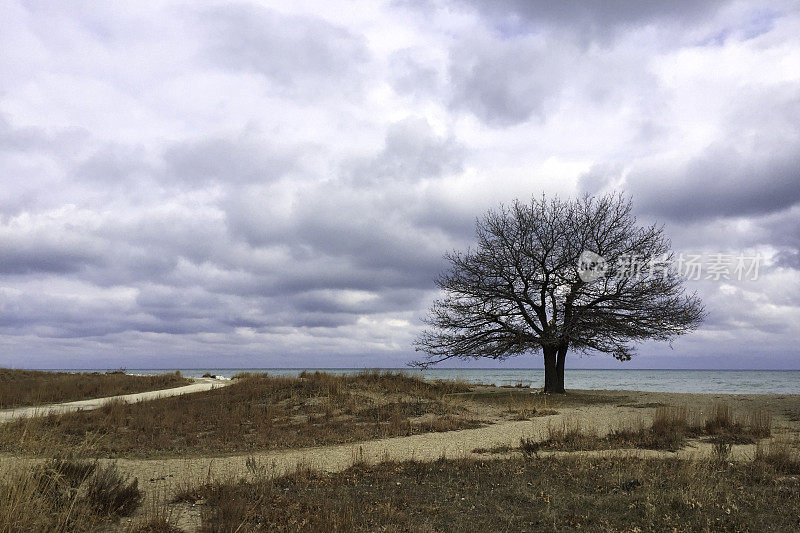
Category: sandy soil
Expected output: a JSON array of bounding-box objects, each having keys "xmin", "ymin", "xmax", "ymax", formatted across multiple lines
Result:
[
  {"xmin": 2, "ymin": 387, "xmax": 798, "ymax": 531},
  {"xmin": 0, "ymin": 377, "xmax": 231, "ymax": 423}
]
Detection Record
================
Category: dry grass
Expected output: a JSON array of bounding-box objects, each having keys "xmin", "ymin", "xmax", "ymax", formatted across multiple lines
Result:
[
  {"xmin": 0, "ymin": 369, "xmax": 190, "ymax": 409},
  {"xmin": 175, "ymin": 442, "xmax": 800, "ymax": 532},
  {"xmin": 753, "ymin": 438, "xmax": 800, "ymax": 474},
  {"xmin": 525, "ymin": 403, "xmax": 774, "ymax": 454},
  {"xmin": 688, "ymin": 403, "xmax": 773, "ymax": 445},
  {"xmin": 458, "ymin": 388, "xmax": 623, "ymax": 409},
  {"xmin": 748, "ymin": 409, "xmax": 773, "ymax": 439},
  {"xmin": 0, "ymin": 456, "xmax": 142, "ymax": 532},
  {"xmin": 0, "ymin": 371, "xmax": 482, "ymax": 457}
]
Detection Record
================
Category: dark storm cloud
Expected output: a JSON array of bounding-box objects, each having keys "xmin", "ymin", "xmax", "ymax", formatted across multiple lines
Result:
[
  {"xmin": 0, "ymin": 215, "xmax": 105, "ymax": 275},
  {"xmin": 438, "ymin": 3, "xmax": 675, "ymax": 126},
  {"xmin": 219, "ymin": 119, "xmax": 467, "ymax": 295},
  {"xmin": 629, "ymin": 139, "xmax": 800, "ymax": 222},
  {"xmin": 134, "ymin": 285, "xmax": 225, "ymax": 321},
  {"xmin": 462, "ymin": 0, "xmax": 729, "ymax": 41},
  {"xmin": 774, "ymin": 250, "xmax": 800, "ymax": 269},
  {"xmin": 221, "ymin": 184, "xmax": 450, "ymax": 293},
  {"xmin": 763, "ymin": 207, "xmax": 800, "ymax": 249},
  {"xmin": 620, "ymin": 86, "xmax": 800, "ymax": 223},
  {"xmin": 0, "ymin": 289, "xmax": 130, "ymax": 338},
  {"xmin": 0, "ymin": 246, "xmax": 101, "ymax": 275}
]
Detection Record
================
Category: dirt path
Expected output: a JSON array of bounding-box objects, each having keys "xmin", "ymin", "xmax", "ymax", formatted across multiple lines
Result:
[
  {"xmin": 0, "ymin": 378, "xmax": 231, "ymax": 423},
  {"xmin": 108, "ymin": 404, "xmax": 757, "ymax": 531},
  {"xmin": 111, "ymin": 402, "xmax": 754, "ymax": 488}
]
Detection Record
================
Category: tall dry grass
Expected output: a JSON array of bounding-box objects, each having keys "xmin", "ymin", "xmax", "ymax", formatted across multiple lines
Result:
[
  {"xmin": 0, "ymin": 455, "xmax": 142, "ymax": 532},
  {"xmin": 0, "ymin": 369, "xmax": 189, "ymax": 409},
  {"xmin": 528, "ymin": 402, "xmax": 773, "ymax": 453}
]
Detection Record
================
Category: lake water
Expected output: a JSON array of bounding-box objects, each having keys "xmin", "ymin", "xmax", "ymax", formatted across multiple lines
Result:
[{"xmin": 96, "ymin": 368, "xmax": 800, "ymax": 395}]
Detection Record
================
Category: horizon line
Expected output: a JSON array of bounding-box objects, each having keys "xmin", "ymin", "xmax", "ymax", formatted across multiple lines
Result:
[{"xmin": 15, "ymin": 367, "xmax": 800, "ymax": 372}]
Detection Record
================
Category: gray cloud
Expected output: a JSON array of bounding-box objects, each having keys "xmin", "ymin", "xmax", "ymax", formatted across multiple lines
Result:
[
  {"xmin": 164, "ymin": 135, "xmax": 300, "ymax": 185},
  {"xmin": 461, "ymin": 0, "xmax": 730, "ymax": 43},
  {"xmin": 347, "ymin": 117, "xmax": 464, "ymax": 183},
  {"xmin": 199, "ymin": 4, "xmax": 368, "ymax": 95},
  {"xmin": 389, "ymin": 48, "xmax": 442, "ymax": 98},
  {"xmin": 1, "ymin": 0, "xmax": 799, "ymax": 369},
  {"xmin": 447, "ymin": 36, "xmax": 570, "ymax": 126},
  {"xmin": 578, "ymin": 163, "xmax": 624, "ymax": 195},
  {"xmin": 630, "ymin": 141, "xmax": 800, "ymax": 221}
]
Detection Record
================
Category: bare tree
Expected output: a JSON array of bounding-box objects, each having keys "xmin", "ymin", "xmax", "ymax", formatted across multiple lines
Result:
[{"xmin": 413, "ymin": 193, "xmax": 705, "ymax": 393}]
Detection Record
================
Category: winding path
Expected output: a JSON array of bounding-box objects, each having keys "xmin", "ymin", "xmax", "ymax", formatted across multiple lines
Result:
[{"xmin": 111, "ymin": 404, "xmax": 736, "ymax": 488}]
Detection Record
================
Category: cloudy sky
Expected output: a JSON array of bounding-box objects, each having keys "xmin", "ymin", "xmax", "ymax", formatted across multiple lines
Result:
[{"xmin": 1, "ymin": 0, "xmax": 799, "ymax": 370}]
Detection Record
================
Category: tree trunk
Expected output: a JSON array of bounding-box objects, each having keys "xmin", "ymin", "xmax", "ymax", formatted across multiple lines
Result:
[
  {"xmin": 555, "ymin": 344, "xmax": 567, "ymax": 393},
  {"xmin": 542, "ymin": 346, "xmax": 563, "ymax": 393}
]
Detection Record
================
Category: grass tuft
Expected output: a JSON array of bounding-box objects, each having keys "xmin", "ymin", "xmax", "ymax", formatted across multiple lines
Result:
[{"xmin": 0, "ymin": 457, "xmax": 141, "ymax": 532}]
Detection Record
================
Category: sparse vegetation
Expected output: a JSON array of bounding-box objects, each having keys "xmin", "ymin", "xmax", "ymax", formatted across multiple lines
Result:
[
  {"xmin": 0, "ymin": 371, "xmax": 482, "ymax": 457},
  {"xmin": 753, "ymin": 438, "xmax": 800, "ymax": 475},
  {"xmin": 525, "ymin": 403, "xmax": 773, "ymax": 453},
  {"xmin": 175, "ymin": 447, "xmax": 800, "ymax": 532},
  {"xmin": 688, "ymin": 403, "xmax": 772, "ymax": 445},
  {"xmin": 456, "ymin": 388, "xmax": 622, "ymax": 411},
  {"xmin": 0, "ymin": 369, "xmax": 189, "ymax": 409}
]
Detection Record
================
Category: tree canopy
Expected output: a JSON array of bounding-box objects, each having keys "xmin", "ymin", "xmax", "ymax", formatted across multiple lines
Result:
[{"xmin": 414, "ymin": 193, "xmax": 705, "ymax": 392}]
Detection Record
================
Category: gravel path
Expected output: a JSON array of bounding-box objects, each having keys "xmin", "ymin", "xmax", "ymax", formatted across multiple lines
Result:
[{"xmin": 0, "ymin": 377, "xmax": 231, "ymax": 423}]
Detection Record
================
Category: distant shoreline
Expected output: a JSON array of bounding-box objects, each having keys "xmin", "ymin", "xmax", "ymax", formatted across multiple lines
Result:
[
  {"xmin": 16, "ymin": 367, "xmax": 800, "ymax": 372},
  {"xmin": 4, "ymin": 367, "xmax": 800, "ymax": 395}
]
